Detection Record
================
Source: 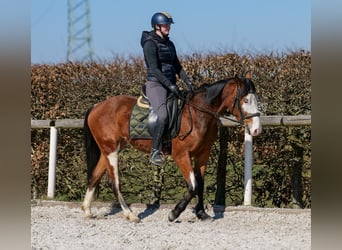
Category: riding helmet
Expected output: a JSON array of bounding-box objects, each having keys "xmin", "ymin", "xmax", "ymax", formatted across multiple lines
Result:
[{"xmin": 151, "ymin": 12, "xmax": 174, "ymax": 27}]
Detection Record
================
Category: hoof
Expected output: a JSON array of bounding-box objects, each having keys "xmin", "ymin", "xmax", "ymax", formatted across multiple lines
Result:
[
  {"xmin": 83, "ymin": 211, "xmax": 95, "ymax": 218},
  {"xmin": 81, "ymin": 205, "xmax": 93, "ymax": 218},
  {"xmin": 196, "ymin": 210, "xmax": 213, "ymax": 221},
  {"xmin": 124, "ymin": 212, "xmax": 141, "ymax": 223},
  {"xmin": 168, "ymin": 210, "xmax": 178, "ymax": 222},
  {"xmin": 129, "ymin": 215, "xmax": 141, "ymax": 223}
]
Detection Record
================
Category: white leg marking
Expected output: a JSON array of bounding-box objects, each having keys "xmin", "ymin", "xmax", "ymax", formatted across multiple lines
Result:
[
  {"xmin": 107, "ymin": 148, "xmax": 140, "ymax": 222},
  {"xmin": 189, "ymin": 171, "xmax": 196, "ymax": 191},
  {"xmin": 107, "ymin": 148, "xmax": 120, "ymax": 193},
  {"xmin": 82, "ymin": 187, "xmax": 95, "ymax": 217}
]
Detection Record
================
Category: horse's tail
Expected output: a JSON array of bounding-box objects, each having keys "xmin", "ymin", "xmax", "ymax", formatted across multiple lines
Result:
[{"xmin": 83, "ymin": 107, "xmax": 101, "ymax": 185}]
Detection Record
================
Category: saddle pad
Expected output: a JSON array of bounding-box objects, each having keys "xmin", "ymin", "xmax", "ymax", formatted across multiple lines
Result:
[{"xmin": 129, "ymin": 104, "xmax": 152, "ymax": 139}]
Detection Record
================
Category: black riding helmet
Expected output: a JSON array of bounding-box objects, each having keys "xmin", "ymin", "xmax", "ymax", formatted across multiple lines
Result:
[{"xmin": 151, "ymin": 12, "xmax": 174, "ymax": 28}]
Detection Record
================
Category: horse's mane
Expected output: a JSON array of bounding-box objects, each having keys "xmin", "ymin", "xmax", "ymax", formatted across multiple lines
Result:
[
  {"xmin": 196, "ymin": 77, "xmax": 255, "ymax": 105},
  {"xmin": 196, "ymin": 78, "xmax": 233, "ymax": 105},
  {"xmin": 204, "ymin": 80, "xmax": 227, "ymax": 104}
]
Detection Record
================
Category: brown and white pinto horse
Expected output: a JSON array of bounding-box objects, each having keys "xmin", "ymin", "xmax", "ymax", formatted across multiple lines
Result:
[{"xmin": 81, "ymin": 71, "xmax": 261, "ymax": 222}]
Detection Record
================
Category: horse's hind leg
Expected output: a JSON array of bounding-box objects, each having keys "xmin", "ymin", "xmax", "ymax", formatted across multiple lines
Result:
[
  {"xmin": 106, "ymin": 147, "xmax": 140, "ymax": 222},
  {"xmin": 82, "ymin": 154, "xmax": 107, "ymax": 217}
]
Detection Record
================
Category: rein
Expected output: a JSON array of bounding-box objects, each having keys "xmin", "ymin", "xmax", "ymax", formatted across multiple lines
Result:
[
  {"xmin": 180, "ymin": 85, "xmax": 260, "ymax": 126},
  {"xmin": 177, "ymin": 92, "xmax": 242, "ymax": 140},
  {"xmin": 176, "ymin": 80, "xmax": 260, "ymax": 139},
  {"xmin": 187, "ymin": 100, "xmax": 261, "ymax": 123}
]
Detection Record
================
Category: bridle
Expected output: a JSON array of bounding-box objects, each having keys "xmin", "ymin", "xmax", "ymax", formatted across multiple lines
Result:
[
  {"xmin": 182, "ymin": 81, "xmax": 260, "ymax": 126},
  {"xmin": 176, "ymin": 79, "xmax": 261, "ymax": 139},
  {"xmin": 229, "ymin": 83, "xmax": 261, "ymax": 125}
]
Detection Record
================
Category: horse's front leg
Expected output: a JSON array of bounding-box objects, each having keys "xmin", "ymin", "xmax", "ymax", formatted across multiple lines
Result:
[
  {"xmin": 193, "ymin": 154, "xmax": 212, "ymax": 221},
  {"xmin": 168, "ymin": 185, "xmax": 196, "ymax": 222},
  {"xmin": 168, "ymin": 153, "xmax": 197, "ymax": 222}
]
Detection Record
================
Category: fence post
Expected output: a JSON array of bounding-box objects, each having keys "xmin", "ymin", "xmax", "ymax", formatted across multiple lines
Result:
[
  {"xmin": 244, "ymin": 129, "xmax": 253, "ymax": 206},
  {"xmin": 47, "ymin": 126, "xmax": 57, "ymax": 199}
]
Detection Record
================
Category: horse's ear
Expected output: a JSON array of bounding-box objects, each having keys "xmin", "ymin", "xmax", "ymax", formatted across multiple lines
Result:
[{"xmin": 245, "ymin": 70, "xmax": 252, "ymax": 80}]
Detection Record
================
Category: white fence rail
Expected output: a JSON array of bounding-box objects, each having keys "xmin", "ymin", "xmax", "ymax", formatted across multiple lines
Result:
[{"xmin": 31, "ymin": 115, "xmax": 311, "ymax": 204}]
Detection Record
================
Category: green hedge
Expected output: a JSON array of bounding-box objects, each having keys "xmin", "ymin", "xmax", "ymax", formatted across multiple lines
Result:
[{"xmin": 31, "ymin": 51, "xmax": 311, "ymax": 208}]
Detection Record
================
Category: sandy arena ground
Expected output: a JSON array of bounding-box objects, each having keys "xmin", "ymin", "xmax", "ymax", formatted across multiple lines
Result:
[{"xmin": 31, "ymin": 200, "xmax": 311, "ymax": 250}]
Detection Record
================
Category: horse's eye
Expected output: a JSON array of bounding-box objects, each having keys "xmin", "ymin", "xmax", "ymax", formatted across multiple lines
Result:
[{"xmin": 244, "ymin": 98, "xmax": 249, "ymax": 104}]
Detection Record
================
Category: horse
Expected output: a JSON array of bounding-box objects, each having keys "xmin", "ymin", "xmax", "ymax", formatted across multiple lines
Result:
[{"xmin": 81, "ymin": 71, "xmax": 262, "ymax": 222}]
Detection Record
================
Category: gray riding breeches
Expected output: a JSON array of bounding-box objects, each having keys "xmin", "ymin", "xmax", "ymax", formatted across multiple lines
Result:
[{"xmin": 145, "ymin": 81, "xmax": 168, "ymax": 124}]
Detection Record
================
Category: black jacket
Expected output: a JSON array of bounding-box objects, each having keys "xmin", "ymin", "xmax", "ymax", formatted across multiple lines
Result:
[{"xmin": 141, "ymin": 30, "xmax": 189, "ymax": 88}]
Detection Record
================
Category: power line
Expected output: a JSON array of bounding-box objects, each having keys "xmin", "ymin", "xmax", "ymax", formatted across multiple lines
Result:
[{"xmin": 32, "ymin": 0, "xmax": 57, "ymax": 28}]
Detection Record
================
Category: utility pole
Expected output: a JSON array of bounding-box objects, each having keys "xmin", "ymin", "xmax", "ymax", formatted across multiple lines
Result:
[{"xmin": 67, "ymin": 0, "xmax": 94, "ymax": 62}]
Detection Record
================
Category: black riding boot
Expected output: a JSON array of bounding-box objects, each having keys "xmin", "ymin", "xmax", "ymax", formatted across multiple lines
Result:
[{"xmin": 150, "ymin": 121, "xmax": 165, "ymax": 166}]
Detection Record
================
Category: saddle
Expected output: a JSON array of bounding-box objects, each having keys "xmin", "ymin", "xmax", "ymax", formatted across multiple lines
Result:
[{"xmin": 129, "ymin": 85, "xmax": 185, "ymax": 141}]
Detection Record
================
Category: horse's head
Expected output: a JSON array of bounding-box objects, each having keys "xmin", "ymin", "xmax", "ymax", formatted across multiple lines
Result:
[{"xmin": 218, "ymin": 71, "xmax": 262, "ymax": 136}]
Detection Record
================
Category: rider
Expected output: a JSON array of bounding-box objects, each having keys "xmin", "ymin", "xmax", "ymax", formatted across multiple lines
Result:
[{"xmin": 141, "ymin": 12, "xmax": 194, "ymax": 166}]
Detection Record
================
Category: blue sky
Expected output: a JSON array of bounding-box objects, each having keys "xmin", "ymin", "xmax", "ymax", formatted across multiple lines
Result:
[{"xmin": 31, "ymin": 0, "xmax": 311, "ymax": 64}]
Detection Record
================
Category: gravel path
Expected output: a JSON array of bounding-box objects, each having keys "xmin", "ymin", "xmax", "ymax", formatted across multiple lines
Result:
[{"xmin": 31, "ymin": 201, "xmax": 311, "ymax": 250}]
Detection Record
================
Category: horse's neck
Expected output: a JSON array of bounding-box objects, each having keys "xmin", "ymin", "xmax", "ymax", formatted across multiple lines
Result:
[
  {"xmin": 191, "ymin": 91, "xmax": 220, "ymax": 115},
  {"xmin": 195, "ymin": 90, "xmax": 221, "ymax": 108}
]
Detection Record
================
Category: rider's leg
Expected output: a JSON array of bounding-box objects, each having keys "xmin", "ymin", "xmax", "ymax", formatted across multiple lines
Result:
[{"xmin": 146, "ymin": 81, "xmax": 168, "ymax": 166}]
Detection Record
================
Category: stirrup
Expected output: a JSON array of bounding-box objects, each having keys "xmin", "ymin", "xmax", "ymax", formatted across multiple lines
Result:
[{"xmin": 150, "ymin": 149, "xmax": 165, "ymax": 166}]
